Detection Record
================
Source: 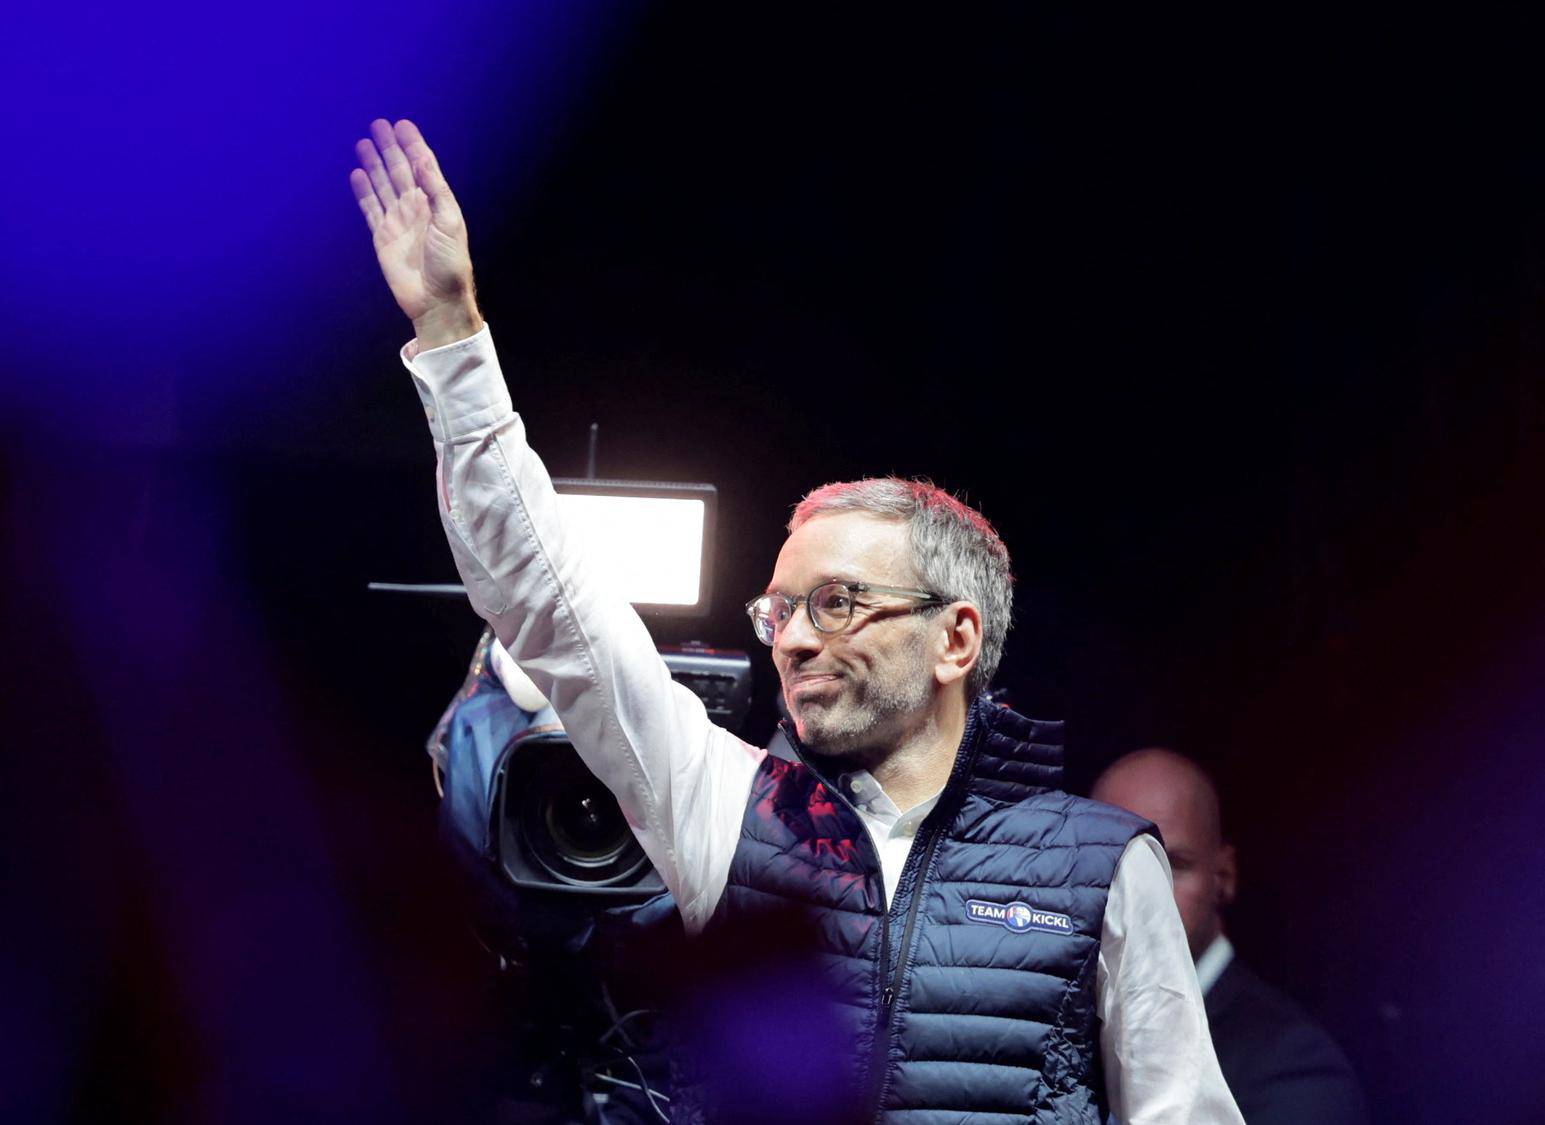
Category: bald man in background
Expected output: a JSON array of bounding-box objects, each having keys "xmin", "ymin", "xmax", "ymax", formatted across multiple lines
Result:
[{"xmin": 1093, "ymin": 749, "xmax": 1368, "ymax": 1125}]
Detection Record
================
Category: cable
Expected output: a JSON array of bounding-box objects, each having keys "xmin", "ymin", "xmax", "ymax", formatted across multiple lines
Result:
[
  {"xmin": 623, "ymin": 1054, "xmax": 671, "ymax": 1122},
  {"xmin": 593, "ymin": 1073, "xmax": 648, "ymax": 1094},
  {"xmin": 598, "ymin": 1007, "xmax": 655, "ymax": 1048},
  {"xmin": 592, "ymin": 1071, "xmax": 671, "ymax": 1123},
  {"xmin": 593, "ymin": 1053, "xmax": 670, "ymax": 1123},
  {"xmin": 599, "ymin": 980, "xmax": 631, "ymax": 1047}
]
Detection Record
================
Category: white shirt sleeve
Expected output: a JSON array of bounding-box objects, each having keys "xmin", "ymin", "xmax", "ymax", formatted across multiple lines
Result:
[
  {"xmin": 1097, "ymin": 835, "xmax": 1243, "ymax": 1124},
  {"xmin": 403, "ymin": 325, "xmax": 765, "ymax": 933}
]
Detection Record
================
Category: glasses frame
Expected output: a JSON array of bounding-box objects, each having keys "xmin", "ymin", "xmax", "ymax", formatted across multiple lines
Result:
[{"xmin": 744, "ymin": 580, "xmax": 947, "ymax": 646}]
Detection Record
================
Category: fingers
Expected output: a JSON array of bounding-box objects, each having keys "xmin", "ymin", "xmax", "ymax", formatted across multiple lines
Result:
[
  {"xmin": 394, "ymin": 119, "xmax": 458, "ymax": 215},
  {"xmin": 371, "ymin": 118, "xmax": 418, "ymax": 198},
  {"xmin": 349, "ymin": 168, "xmax": 385, "ymax": 233},
  {"xmin": 393, "ymin": 117, "xmax": 433, "ymax": 155},
  {"xmin": 352, "ymin": 118, "xmax": 457, "ymax": 234},
  {"xmin": 355, "ymin": 132, "xmax": 397, "ymax": 210}
]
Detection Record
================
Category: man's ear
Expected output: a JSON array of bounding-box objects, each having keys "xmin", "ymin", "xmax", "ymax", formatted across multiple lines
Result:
[
  {"xmin": 933, "ymin": 602, "xmax": 983, "ymax": 688},
  {"xmin": 1217, "ymin": 842, "xmax": 1238, "ymax": 908}
]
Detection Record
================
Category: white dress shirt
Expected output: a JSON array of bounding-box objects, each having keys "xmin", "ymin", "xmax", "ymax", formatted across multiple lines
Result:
[{"xmin": 404, "ymin": 325, "xmax": 1241, "ymax": 1123}]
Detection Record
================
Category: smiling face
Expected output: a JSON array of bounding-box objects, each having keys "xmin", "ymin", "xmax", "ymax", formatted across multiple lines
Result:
[{"xmin": 767, "ymin": 511, "xmax": 941, "ymax": 760}]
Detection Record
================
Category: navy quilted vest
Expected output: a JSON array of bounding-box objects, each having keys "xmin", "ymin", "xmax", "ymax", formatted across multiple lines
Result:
[{"xmin": 707, "ymin": 699, "xmax": 1153, "ymax": 1123}]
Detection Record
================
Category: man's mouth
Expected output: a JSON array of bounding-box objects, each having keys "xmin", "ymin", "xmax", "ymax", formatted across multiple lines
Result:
[{"xmin": 787, "ymin": 670, "xmax": 842, "ymax": 697}]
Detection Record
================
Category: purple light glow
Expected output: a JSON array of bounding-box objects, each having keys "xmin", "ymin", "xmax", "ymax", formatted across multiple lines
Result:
[{"xmin": 0, "ymin": 1, "xmax": 629, "ymax": 444}]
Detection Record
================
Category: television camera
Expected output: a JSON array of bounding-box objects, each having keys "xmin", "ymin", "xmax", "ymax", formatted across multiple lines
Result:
[{"xmin": 378, "ymin": 477, "xmax": 757, "ymax": 1120}]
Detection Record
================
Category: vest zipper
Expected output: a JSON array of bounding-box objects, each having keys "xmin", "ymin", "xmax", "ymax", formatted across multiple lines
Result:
[
  {"xmin": 778, "ymin": 720, "xmax": 897, "ymax": 1028},
  {"xmin": 798, "ymin": 736, "xmax": 894, "ymax": 1092},
  {"xmin": 775, "ymin": 717, "xmax": 978, "ymax": 1121},
  {"xmin": 868, "ymin": 823, "xmax": 944, "ymax": 1122},
  {"xmin": 865, "ymin": 706, "xmax": 982, "ymax": 1120}
]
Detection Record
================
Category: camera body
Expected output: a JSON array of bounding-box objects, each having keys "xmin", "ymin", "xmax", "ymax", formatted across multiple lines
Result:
[
  {"xmin": 495, "ymin": 730, "xmax": 663, "ymax": 898},
  {"xmin": 433, "ymin": 629, "xmax": 752, "ymax": 946}
]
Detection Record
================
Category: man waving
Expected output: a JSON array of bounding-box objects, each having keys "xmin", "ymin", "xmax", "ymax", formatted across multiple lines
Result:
[{"xmin": 352, "ymin": 118, "xmax": 1242, "ymax": 1123}]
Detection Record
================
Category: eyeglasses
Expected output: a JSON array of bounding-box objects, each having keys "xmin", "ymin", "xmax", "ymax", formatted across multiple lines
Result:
[{"xmin": 744, "ymin": 580, "xmax": 946, "ymax": 647}]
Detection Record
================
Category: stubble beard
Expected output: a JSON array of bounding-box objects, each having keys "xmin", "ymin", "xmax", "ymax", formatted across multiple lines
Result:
[{"xmin": 788, "ymin": 632, "xmax": 934, "ymax": 759}]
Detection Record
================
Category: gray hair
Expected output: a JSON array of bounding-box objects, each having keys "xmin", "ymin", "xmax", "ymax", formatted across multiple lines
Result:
[{"xmin": 789, "ymin": 477, "xmax": 1014, "ymax": 696}]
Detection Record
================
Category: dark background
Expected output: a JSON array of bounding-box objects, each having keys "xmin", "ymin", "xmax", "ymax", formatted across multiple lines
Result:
[{"xmin": 3, "ymin": 7, "xmax": 1543, "ymax": 1122}]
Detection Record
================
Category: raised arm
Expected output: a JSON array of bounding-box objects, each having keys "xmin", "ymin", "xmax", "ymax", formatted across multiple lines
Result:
[
  {"xmin": 350, "ymin": 118, "xmax": 483, "ymax": 350},
  {"xmin": 350, "ymin": 122, "xmax": 766, "ymax": 929}
]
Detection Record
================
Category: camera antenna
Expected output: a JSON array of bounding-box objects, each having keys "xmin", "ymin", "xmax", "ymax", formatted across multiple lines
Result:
[{"xmin": 586, "ymin": 422, "xmax": 599, "ymax": 480}]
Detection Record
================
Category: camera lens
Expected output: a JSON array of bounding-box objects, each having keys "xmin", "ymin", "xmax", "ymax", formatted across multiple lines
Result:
[
  {"xmin": 515, "ymin": 738, "xmax": 651, "ymax": 887},
  {"xmin": 546, "ymin": 776, "xmax": 631, "ymax": 864}
]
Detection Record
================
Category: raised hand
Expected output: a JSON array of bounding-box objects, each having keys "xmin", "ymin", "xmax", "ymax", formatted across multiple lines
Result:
[{"xmin": 351, "ymin": 119, "xmax": 484, "ymax": 349}]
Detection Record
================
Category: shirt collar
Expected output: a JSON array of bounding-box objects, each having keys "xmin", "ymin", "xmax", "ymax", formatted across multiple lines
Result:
[
  {"xmin": 1194, "ymin": 932, "xmax": 1235, "ymax": 996},
  {"xmin": 837, "ymin": 768, "xmax": 943, "ymax": 829}
]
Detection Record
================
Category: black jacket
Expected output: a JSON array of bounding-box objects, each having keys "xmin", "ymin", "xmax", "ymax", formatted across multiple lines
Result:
[{"xmin": 1206, "ymin": 954, "xmax": 1368, "ymax": 1125}]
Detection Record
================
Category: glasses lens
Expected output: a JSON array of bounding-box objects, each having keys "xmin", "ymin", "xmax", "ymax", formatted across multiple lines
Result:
[
  {"xmin": 748, "ymin": 595, "xmax": 788, "ymax": 645},
  {"xmin": 808, "ymin": 582, "xmax": 855, "ymax": 633}
]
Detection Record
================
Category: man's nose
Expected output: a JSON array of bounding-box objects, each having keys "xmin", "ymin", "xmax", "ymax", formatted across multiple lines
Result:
[{"xmin": 773, "ymin": 601, "xmax": 824, "ymax": 660}]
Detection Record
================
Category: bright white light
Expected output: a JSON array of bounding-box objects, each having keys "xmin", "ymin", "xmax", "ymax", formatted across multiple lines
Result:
[{"xmin": 554, "ymin": 494, "xmax": 705, "ymax": 606}]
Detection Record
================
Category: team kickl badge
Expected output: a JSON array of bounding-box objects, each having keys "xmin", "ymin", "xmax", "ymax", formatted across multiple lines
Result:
[{"xmin": 965, "ymin": 899, "xmax": 1074, "ymax": 935}]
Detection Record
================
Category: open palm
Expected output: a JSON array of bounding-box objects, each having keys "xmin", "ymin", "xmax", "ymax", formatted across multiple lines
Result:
[{"xmin": 350, "ymin": 119, "xmax": 474, "ymax": 324}]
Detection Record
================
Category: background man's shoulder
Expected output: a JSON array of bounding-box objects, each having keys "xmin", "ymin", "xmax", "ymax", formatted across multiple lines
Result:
[{"xmin": 1207, "ymin": 956, "xmax": 1368, "ymax": 1125}]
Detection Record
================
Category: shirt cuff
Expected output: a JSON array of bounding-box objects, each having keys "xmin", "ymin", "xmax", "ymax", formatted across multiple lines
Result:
[{"xmin": 399, "ymin": 323, "xmax": 513, "ymax": 443}]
